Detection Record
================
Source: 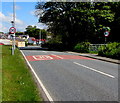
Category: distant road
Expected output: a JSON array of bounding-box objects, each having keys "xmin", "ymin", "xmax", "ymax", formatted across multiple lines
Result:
[{"xmin": 22, "ymin": 49, "xmax": 118, "ymax": 101}]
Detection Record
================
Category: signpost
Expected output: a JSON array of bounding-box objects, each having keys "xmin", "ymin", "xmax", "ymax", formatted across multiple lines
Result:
[
  {"xmin": 9, "ymin": 26, "xmax": 16, "ymax": 55},
  {"xmin": 10, "ymin": 0, "xmax": 16, "ymax": 55}
]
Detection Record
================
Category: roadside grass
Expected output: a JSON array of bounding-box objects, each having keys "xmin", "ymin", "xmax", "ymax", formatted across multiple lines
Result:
[
  {"xmin": 0, "ymin": 45, "xmax": 2, "ymax": 102},
  {"xmin": 2, "ymin": 45, "xmax": 42, "ymax": 101}
]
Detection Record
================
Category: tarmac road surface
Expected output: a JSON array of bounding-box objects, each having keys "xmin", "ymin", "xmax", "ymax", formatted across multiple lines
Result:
[{"xmin": 21, "ymin": 50, "xmax": 118, "ymax": 101}]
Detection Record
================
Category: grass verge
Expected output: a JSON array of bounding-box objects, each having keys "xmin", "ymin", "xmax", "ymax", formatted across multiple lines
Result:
[{"xmin": 2, "ymin": 45, "xmax": 42, "ymax": 101}]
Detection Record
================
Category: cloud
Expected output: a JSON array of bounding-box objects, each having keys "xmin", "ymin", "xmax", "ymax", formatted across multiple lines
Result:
[
  {"xmin": 15, "ymin": 5, "xmax": 21, "ymax": 10},
  {"xmin": 0, "ymin": 24, "xmax": 8, "ymax": 32},
  {"xmin": 36, "ymin": 23, "xmax": 48, "ymax": 29},
  {"xmin": 0, "ymin": 12, "xmax": 26, "ymax": 32},
  {"xmin": 30, "ymin": 10, "xmax": 36, "ymax": 16}
]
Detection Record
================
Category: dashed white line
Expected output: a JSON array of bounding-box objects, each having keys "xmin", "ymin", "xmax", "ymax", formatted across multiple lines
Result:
[
  {"xmin": 20, "ymin": 50, "xmax": 54, "ymax": 102},
  {"xmin": 73, "ymin": 62, "xmax": 115, "ymax": 78}
]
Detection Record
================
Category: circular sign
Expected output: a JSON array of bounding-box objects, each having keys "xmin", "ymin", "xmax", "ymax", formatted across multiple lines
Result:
[
  {"xmin": 104, "ymin": 31, "xmax": 109, "ymax": 37},
  {"xmin": 9, "ymin": 27, "xmax": 16, "ymax": 34}
]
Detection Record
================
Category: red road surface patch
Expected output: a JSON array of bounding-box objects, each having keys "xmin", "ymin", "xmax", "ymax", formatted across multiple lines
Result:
[{"xmin": 26, "ymin": 55, "xmax": 94, "ymax": 61}]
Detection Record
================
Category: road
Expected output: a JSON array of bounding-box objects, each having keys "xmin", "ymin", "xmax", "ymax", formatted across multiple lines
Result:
[{"xmin": 21, "ymin": 49, "xmax": 118, "ymax": 101}]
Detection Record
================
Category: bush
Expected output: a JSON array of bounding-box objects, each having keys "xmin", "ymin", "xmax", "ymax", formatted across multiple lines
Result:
[
  {"xmin": 98, "ymin": 42, "xmax": 120, "ymax": 59},
  {"xmin": 74, "ymin": 42, "xmax": 90, "ymax": 53},
  {"xmin": 42, "ymin": 38, "xmax": 64, "ymax": 51}
]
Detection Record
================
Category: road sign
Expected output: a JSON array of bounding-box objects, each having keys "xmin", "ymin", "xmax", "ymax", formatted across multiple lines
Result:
[
  {"xmin": 104, "ymin": 31, "xmax": 109, "ymax": 37},
  {"xmin": 9, "ymin": 27, "xmax": 16, "ymax": 34}
]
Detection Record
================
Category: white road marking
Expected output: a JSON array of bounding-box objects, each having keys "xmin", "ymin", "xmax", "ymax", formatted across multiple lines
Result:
[
  {"xmin": 33, "ymin": 55, "xmax": 53, "ymax": 60},
  {"xmin": 51, "ymin": 54, "xmax": 64, "ymax": 59},
  {"xmin": 73, "ymin": 62, "xmax": 115, "ymax": 78},
  {"xmin": 20, "ymin": 50, "xmax": 54, "ymax": 102}
]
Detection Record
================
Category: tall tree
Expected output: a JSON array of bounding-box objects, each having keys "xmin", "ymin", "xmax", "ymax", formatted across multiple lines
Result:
[
  {"xmin": 36, "ymin": 2, "xmax": 114, "ymax": 49},
  {"xmin": 25, "ymin": 25, "xmax": 47, "ymax": 39}
]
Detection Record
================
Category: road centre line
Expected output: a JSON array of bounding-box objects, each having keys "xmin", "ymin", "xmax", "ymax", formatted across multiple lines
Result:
[
  {"xmin": 20, "ymin": 50, "xmax": 54, "ymax": 102},
  {"xmin": 51, "ymin": 54, "xmax": 64, "ymax": 59},
  {"xmin": 73, "ymin": 62, "xmax": 115, "ymax": 79}
]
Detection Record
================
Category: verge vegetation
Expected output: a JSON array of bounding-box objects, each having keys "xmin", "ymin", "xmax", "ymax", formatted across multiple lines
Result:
[{"xmin": 2, "ymin": 45, "xmax": 42, "ymax": 101}]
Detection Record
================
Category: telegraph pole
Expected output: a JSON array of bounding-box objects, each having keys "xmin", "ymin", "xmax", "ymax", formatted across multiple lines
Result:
[
  {"xmin": 11, "ymin": 0, "xmax": 16, "ymax": 55},
  {"xmin": 39, "ymin": 28, "xmax": 42, "ymax": 48}
]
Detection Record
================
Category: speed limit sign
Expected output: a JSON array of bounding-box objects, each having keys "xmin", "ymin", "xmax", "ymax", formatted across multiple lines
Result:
[
  {"xmin": 9, "ymin": 27, "xmax": 16, "ymax": 34},
  {"xmin": 104, "ymin": 31, "xmax": 109, "ymax": 37}
]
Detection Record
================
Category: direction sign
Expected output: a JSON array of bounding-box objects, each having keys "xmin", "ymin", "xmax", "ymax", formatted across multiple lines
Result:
[
  {"xmin": 104, "ymin": 31, "xmax": 109, "ymax": 37},
  {"xmin": 9, "ymin": 27, "xmax": 16, "ymax": 34}
]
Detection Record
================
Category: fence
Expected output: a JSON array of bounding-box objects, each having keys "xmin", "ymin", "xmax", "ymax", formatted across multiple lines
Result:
[{"xmin": 89, "ymin": 44, "xmax": 106, "ymax": 52}]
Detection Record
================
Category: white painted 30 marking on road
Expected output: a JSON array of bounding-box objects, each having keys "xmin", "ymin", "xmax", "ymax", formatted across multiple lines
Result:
[
  {"xmin": 73, "ymin": 62, "xmax": 115, "ymax": 78},
  {"xmin": 51, "ymin": 54, "xmax": 64, "ymax": 59},
  {"xmin": 33, "ymin": 55, "xmax": 53, "ymax": 60}
]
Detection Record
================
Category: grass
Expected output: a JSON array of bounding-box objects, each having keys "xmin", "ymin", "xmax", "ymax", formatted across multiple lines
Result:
[{"xmin": 2, "ymin": 45, "xmax": 42, "ymax": 101}]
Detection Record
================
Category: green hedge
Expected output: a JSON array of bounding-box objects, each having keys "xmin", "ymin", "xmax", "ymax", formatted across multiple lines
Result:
[
  {"xmin": 42, "ymin": 39, "xmax": 64, "ymax": 51},
  {"xmin": 73, "ymin": 42, "xmax": 90, "ymax": 53},
  {"xmin": 98, "ymin": 42, "xmax": 120, "ymax": 59}
]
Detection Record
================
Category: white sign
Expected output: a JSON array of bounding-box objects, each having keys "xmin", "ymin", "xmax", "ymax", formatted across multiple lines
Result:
[{"xmin": 104, "ymin": 31, "xmax": 109, "ymax": 37}]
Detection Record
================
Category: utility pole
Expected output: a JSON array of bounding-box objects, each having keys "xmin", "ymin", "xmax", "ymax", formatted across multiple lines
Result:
[
  {"xmin": 39, "ymin": 28, "xmax": 42, "ymax": 48},
  {"xmin": 11, "ymin": 0, "xmax": 16, "ymax": 55}
]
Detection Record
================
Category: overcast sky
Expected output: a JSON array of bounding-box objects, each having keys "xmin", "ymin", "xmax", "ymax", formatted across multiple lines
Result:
[{"xmin": 0, "ymin": 1, "xmax": 48, "ymax": 33}]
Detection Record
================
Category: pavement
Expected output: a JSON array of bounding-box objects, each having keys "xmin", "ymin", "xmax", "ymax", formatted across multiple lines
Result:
[
  {"xmin": 21, "ymin": 49, "xmax": 118, "ymax": 101},
  {"xmin": 67, "ymin": 52, "xmax": 119, "ymax": 64}
]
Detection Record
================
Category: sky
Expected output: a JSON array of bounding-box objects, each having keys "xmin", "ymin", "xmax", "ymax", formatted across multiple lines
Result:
[{"xmin": 0, "ymin": 1, "xmax": 48, "ymax": 33}]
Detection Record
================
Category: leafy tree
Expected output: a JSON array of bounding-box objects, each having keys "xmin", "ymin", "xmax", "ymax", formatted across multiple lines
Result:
[
  {"xmin": 24, "ymin": 25, "xmax": 47, "ymax": 39},
  {"xmin": 108, "ymin": 2, "xmax": 120, "ymax": 42},
  {"xmin": 15, "ymin": 31, "xmax": 24, "ymax": 35},
  {"xmin": 35, "ymin": 2, "xmax": 115, "ymax": 49}
]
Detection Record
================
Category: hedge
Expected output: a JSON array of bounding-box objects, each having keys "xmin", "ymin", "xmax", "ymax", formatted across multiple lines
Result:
[{"xmin": 98, "ymin": 42, "xmax": 120, "ymax": 59}]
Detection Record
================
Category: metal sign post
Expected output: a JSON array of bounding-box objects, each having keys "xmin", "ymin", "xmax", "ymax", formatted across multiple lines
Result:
[
  {"xmin": 9, "ymin": 26, "xmax": 16, "ymax": 55},
  {"xmin": 10, "ymin": 0, "xmax": 16, "ymax": 55}
]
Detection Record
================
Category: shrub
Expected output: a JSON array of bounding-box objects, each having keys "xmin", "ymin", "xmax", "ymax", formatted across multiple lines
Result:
[
  {"xmin": 74, "ymin": 42, "xmax": 91, "ymax": 53},
  {"xmin": 42, "ymin": 38, "xmax": 64, "ymax": 51},
  {"xmin": 98, "ymin": 42, "xmax": 120, "ymax": 59}
]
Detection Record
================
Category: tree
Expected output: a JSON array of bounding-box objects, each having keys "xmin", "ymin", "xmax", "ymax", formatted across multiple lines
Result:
[
  {"xmin": 35, "ymin": 2, "xmax": 114, "ymax": 49},
  {"xmin": 24, "ymin": 25, "xmax": 47, "ymax": 39},
  {"xmin": 108, "ymin": 2, "xmax": 120, "ymax": 42},
  {"xmin": 15, "ymin": 31, "xmax": 24, "ymax": 35}
]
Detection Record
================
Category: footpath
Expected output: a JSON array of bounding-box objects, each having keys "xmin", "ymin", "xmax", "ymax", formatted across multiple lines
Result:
[{"xmin": 67, "ymin": 52, "xmax": 119, "ymax": 64}]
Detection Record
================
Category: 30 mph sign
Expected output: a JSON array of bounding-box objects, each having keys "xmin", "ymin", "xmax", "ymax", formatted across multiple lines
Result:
[
  {"xmin": 104, "ymin": 31, "xmax": 109, "ymax": 37},
  {"xmin": 9, "ymin": 27, "xmax": 16, "ymax": 34}
]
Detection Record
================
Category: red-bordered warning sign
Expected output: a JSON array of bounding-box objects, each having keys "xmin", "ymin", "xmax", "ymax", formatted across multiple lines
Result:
[{"xmin": 9, "ymin": 27, "xmax": 16, "ymax": 34}]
